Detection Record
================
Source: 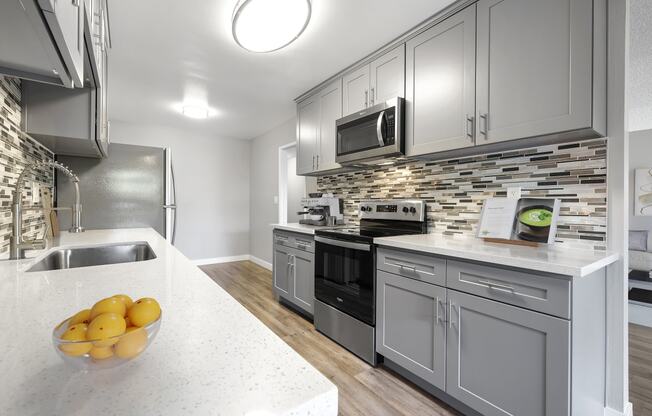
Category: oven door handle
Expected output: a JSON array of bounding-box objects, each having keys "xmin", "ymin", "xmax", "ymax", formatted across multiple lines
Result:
[
  {"xmin": 315, "ymin": 236, "xmax": 371, "ymax": 252},
  {"xmin": 376, "ymin": 110, "xmax": 386, "ymax": 147}
]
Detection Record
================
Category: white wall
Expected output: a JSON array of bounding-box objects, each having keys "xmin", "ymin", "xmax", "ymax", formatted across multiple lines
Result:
[
  {"xmin": 110, "ymin": 120, "xmax": 251, "ymax": 260},
  {"xmin": 630, "ymin": 129, "xmax": 652, "ymax": 231},
  {"xmin": 249, "ymin": 117, "xmax": 316, "ymax": 265}
]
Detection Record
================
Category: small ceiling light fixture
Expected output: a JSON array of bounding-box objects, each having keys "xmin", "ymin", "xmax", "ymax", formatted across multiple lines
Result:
[
  {"xmin": 181, "ymin": 105, "xmax": 213, "ymax": 119},
  {"xmin": 232, "ymin": 0, "xmax": 311, "ymax": 53}
]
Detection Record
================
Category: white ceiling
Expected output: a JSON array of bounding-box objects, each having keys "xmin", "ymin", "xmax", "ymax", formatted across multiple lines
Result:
[
  {"xmin": 107, "ymin": 0, "xmax": 455, "ymax": 140},
  {"xmin": 629, "ymin": 0, "xmax": 652, "ymax": 132}
]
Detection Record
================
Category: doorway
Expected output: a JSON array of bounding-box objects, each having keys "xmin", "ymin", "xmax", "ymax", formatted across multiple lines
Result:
[{"xmin": 279, "ymin": 143, "xmax": 306, "ymax": 224}]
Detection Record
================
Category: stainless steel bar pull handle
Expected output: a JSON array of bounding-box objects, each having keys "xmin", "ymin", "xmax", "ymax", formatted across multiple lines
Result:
[
  {"xmin": 478, "ymin": 279, "xmax": 515, "ymax": 293},
  {"xmin": 398, "ymin": 263, "xmax": 417, "ymax": 273},
  {"xmin": 370, "ymin": 87, "xmax": 375, "ymax": 106},
  {"xmin": 376, "ymin": 110, "xmax": 386, "ymax": 147},
  {"xmin": 364, "ymin": 90, "xmax": 369, "ymax": 108},
  {"xmin": 466, "ymin": 115, "xmax": 474, "ymax": 140},
  {"xmin": 449, "ymin": 302, "xmax": 457, "ymax": 329},
  {"xmin": 479, "ymin": 113, "xmax": 488, "ymax": 139}
]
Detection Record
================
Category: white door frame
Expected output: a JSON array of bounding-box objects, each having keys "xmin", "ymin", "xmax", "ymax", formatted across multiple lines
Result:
[{"xmin": 278, "ymin": 142, "xmax": 304, "ymax": 224}]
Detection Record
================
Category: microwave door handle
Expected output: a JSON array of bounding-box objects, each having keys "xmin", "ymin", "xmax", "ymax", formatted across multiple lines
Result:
[{"xmin": 376, "ymin": 110, "xmax": 386, "ymax": 147}]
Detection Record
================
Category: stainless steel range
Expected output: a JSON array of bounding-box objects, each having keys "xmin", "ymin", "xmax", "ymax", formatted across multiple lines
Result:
[{"xmin": 313, "ymin": 200, "xmax": 427, "ymax": 365}]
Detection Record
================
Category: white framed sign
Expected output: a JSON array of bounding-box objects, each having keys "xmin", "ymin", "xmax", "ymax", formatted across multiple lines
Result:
[{"xmin": 478, "ymin": 198, "xmax": 561, "ymax": 244}]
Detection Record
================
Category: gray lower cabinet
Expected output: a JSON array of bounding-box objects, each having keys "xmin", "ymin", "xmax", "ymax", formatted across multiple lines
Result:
[
  {"xmin": 273, "ymin": 243, "xmax": 292, "ymax": 297},
  {"xmin": 377, "ymin": 271, "xmax": 447, "ymax": 390},
  {"xmin": 290, "ymin": 248, "xmax": 315, "ymax": 314},
  {"xmin": 446, "ymin": 289, "xmax": 570, "ymax": 416},
  {"xmin": 272, "ymin": 231, "xmax": 315, "ymax": 316}
]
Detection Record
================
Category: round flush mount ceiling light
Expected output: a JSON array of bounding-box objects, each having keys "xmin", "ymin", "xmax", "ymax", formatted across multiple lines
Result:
[
  {"xmin": 181, "ymin": 105, "xmax": 213, "ymax": 119},
  {"xmin": 232, "ymin": 0, "xmax": 311, "ymax": 53}
]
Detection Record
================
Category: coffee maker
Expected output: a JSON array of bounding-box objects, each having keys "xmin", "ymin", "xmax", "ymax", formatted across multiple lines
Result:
[{"xmin": 298, "ymin": 194, "xmax": 344, "ymax": 226}]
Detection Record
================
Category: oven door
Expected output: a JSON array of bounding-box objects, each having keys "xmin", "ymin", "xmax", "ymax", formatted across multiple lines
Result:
[
  {"xmin": 314, "ymin": 236, "xmax": 375, "ymax": 326},
  {"xmin": 335, "ymin": 97, "xmax": 403, "ymax": 165}
]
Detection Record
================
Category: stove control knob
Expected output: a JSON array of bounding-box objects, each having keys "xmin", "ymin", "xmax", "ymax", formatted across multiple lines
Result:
[
  {"xmin": 409, "ymin": 207, "xmax": 417, "ymax": 214},
  {"xmin": 360, "ymin": 207, "xmax": 367, "ymax": 212},
  {"xmin": 402, "ymin": 207, "xmax": 409, "ymax": 213},
  {"xmin": 366, "ymin": 206, "xmax": 373, "ymax": 212}
]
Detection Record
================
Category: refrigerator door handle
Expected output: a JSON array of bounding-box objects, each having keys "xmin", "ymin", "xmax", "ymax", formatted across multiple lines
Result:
[{"xmin": 170, "ymin": 161, "xmax": 177, "ymax": 245}]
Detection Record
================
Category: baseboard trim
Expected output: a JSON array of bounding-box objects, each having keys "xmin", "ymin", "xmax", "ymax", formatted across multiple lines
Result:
[
  {"xmin": 604, "ymin": 402, "xmax": 633, "ymax": 416},
  {"xmin": 192, "ymin": 255, "xmax": 250, "ymax": 266},
  {"xmin": 249, "ymin": 255, "xmax": 273, "ymax": 271},
  {"xmin": 192, "ymin": 254, "xmax": 273, "ymax": 270}
]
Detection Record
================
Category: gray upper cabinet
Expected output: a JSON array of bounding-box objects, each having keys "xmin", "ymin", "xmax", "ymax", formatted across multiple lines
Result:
[
  {"xmin": 369, "ymin": 44, "xmax": 405, "ymax": 106},
  {"xmin": 377, "ymin": 271, "xmax": 447, "ymax": 390},
  {"xmin": 342, "ymin": 45, "xmax": 406, "ymax": 117},
  {"xmin": 475, "ymin": 0, "xmax": 596, "ymax": 144},
  {"xmin": 446, "ymin": 289, "xmax": 570, "ymax": 416},
  {"xmin": 0, "ymin": 0, "xmax": 85, "ymax": 88},
  {"xmin": 40, "ymin": 0, "xmax": 85, "ymax": 87},
  {"xmin": 296, "ymin": 94, "xmax": 320, "ymax": 175},
  {"xmin": 316, "ymin": 79, "xmax": 342, "ymax": 172},
  {"xmin": 342, "ymin": 65, "xmax": 370, "ymax": 116},
  {"xmin": 405, "ymin": 5, "xmax": 476, "ymax": 156},
  {"xmin": 297, "ymin": 79, "xmax": 343, "ymax": 175},
  {"xmin": 21, "ymin": 0, "xmax": 110, "ymax": 158}
]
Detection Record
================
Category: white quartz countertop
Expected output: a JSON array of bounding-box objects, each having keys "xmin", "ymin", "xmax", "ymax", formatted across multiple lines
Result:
[
  {"xmin": 374, "ymin": 234, "xmax": 619, "ymax": 278},
  {"xmin": 272, "ymin": 223, "xmax": 347, "ymax": 235},
  {"xmin": 0, "ymin": 228, "xmax": 337, "ymax": 416}
]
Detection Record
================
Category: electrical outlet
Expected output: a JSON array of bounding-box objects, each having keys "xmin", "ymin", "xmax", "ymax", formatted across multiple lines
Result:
[
  {"xmin": 507, "ymin": 186, "xmax": 521, "ymax": 199},
  {"xmin": 31, "ymin": 182, "xmax": 40, "ymax": 204}
]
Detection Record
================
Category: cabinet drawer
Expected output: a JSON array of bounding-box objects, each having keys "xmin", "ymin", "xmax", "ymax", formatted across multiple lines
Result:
[
  {"xmin": 377, "ymin": 248, "xmax": 446, "ymax": 286},
  {"xmin": 447, "ymin": 260, "xmax": 570, "ymax": 319},
  {"xmin": 273, "ymin": 231, "xmax": 315, "ymax": 253},
  {"xmin": 293, "ymin": 235, "xmax": 315, "ymax": 253}
]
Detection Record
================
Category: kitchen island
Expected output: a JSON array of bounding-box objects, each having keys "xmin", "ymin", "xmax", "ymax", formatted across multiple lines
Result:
[{"xmin": 0, "ymin": 228, "xmax": 337, "ymax": 416}]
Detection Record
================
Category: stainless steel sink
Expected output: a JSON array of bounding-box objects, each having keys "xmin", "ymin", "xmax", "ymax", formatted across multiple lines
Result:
[{"xmin": 26, "ymin": 241, "xmax": 156, "ymax": 272}]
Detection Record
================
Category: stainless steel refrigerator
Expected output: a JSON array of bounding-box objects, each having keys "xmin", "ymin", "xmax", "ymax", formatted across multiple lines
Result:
[{"xmin": 56, "ymin": 143, "xmax": 177, "ymax": 244}]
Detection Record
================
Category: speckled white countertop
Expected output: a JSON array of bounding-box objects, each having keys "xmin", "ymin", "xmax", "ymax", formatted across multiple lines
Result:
[
  {"xmin": 0, "ymin": 228, "xmax": 337, "ymax": 416},
  {"xmin": 374, "ymin": 234, "xmax": 619, "ymax": 278},
  {"xmin": 272, "ymin": 223, "xmax": 348, "ymax": 235}
]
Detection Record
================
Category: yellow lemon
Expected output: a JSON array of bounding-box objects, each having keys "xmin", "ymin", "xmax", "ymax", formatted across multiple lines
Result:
[
  {"xmin": 128, "ymin": 298, "xmax": 161, "ymax": 327},
  {"xmin": 59, "ymin": 323, "xmax": 93, "ymax": 356},
  {"xmin": 89, "ymin": 346, "xmax": 114, "ymax": 360},
  {"xmin": 87, "ymin": 312, "xmax": 126, "ymax": 347},
  {"xmin": 90, "ymin": 297, "xmax": 126, "ymax": 319},
  {"xmin": 68, "ymin": 309, "xmax": 92, "ymax": 327},
  {"xmin": 115, "ymin": 327, "xmax": 148, "ymax": 359},
  {"xmin": 112, "ymin": 294, "xmax": 134, "ymax": 310}
]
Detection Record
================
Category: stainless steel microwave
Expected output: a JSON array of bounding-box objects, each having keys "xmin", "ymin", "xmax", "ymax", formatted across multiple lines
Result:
[{"xmin": 335, "ymin": 97, "xmax": 404, "ymax": 165}]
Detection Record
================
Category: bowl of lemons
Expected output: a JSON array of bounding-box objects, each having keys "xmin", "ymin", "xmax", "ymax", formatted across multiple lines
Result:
[{"xmin": 53, "ymin": 294, "xmax": 162, "ymax": 370}]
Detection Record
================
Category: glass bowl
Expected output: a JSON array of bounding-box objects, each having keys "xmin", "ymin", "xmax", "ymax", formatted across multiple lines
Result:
[{"xmin": 52, "ymin": 313, "xmax": 162, "ymax": 371}]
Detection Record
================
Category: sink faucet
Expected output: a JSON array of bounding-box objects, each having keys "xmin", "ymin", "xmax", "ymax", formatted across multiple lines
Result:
[{"xmin": 9, "ymin": 161, "xmax": 84, "ymax": 260}]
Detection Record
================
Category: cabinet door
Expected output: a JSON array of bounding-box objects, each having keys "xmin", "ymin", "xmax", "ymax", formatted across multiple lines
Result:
[
  {"xmin": 291, "ymin": 249, "xmax": 315, "ymax": 314},
  {"xmin": 41, "ymin": 0, "xmax": 85, "ymax": 87},
  {"xmin": 273, "ymin": 244, "xmax": 292, "ymax": 298},
  {"xmin": 377, "ymin": 271, "xmax": 447, "ymax": 390},
  {"xmin": 370, "ymin": 44, "xmax": 405, "ymax": 106},
  {"xmin": 446, "ymin": 290, "xmax": 570, "ymax": 416},
  {"xmin": 296, "ymin": 95, "xmax": 319, "ymax": 175},
  {"xmin": 476, "ymin": 0, "xmax": 593, "ymax": 144},
  {"xmin": 316, "ymin": 79, "xmax": 342, "ymax": 172},
  {"xmin": 405, "ymin": 5, "xmax": 476, "ymax": 156},
  {"xmin": 342, "ymin": 65, "xmax": 370, "ymax": 115}
]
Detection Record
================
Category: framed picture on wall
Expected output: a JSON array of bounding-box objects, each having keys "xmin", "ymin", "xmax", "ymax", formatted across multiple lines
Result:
[{"xmin": 635, "ymin": 169, "xmax": 652, "ymax": 216}]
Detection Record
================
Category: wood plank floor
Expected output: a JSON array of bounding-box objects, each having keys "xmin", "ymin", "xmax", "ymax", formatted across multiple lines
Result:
[
  {"xmin": 630, "ymin": 323, "xmax": 652, "ymax": 416},
  {"xmin": 201, "ymin": 261, "xmax": 652, "ymax": 416},
  {"xmin": 201, "ymin": 261, "xmax": 461, "ymax": 416}
]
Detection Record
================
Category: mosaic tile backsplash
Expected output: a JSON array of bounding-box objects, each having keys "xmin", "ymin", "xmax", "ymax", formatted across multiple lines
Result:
[
  {"xmin": 318, "ymin": 139, "xmax": 608, "ymax": 250},
  {"xmin": 0, "ymin": 76, "xmax": 54, "ymax": 255}
]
